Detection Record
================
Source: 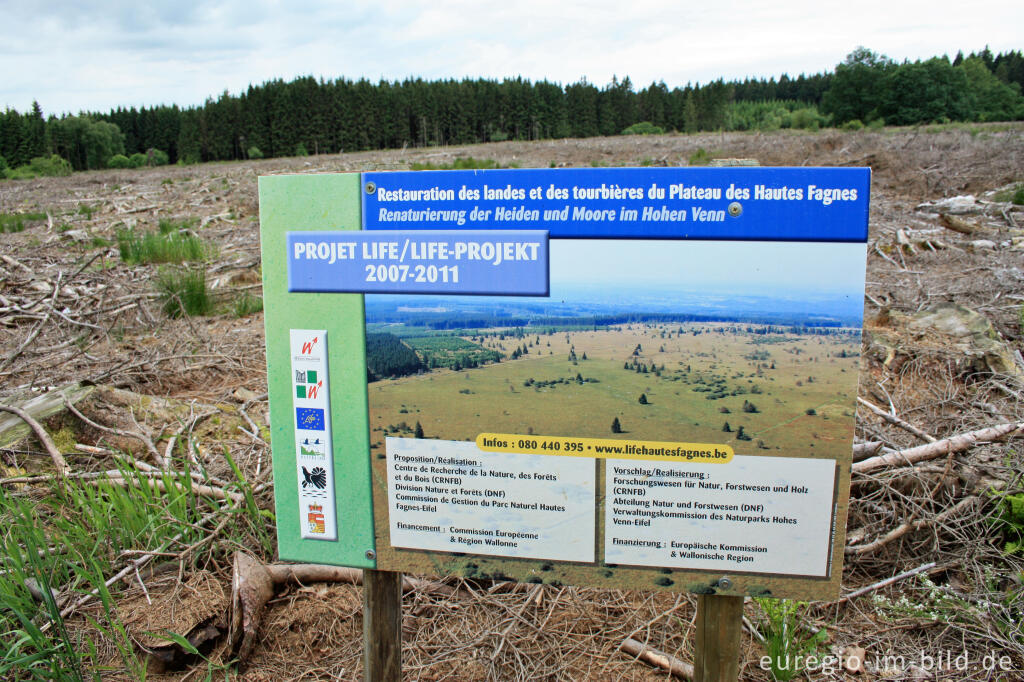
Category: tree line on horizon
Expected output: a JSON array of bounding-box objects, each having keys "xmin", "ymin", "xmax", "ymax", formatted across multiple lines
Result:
[{"xmin": 1, "ymin": 47, "xmax": 1021, "ymax": 176}]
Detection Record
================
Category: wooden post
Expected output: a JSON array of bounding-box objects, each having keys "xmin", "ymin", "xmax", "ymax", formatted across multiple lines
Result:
[
  {"xmin": 363, "ymin": 569, "xmax": 402, "ymax": 681},
  {"xmin": 693, "ymin": 594, "xmax": 744, "ymax": 682}
]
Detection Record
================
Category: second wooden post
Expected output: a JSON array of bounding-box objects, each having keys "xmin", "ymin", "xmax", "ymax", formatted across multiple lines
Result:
[
  {"xmin": 363, "ymin": 569, "xmax": 403, "ymax": 681},
  {"xmin": 693, "ymin": 594, "xmax": 744, "ymax": 682}
]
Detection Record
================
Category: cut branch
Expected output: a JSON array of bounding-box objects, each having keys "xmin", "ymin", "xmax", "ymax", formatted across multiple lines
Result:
[
  {"xmin": 846, "ymin": 496, "xmax": 981, "ymax": 555},
  {"xmin": 620, "ymin": 638, "xmax": 694, "ymax": 680},
  {"xmin": 852, "ymin": 422, "xmax": 1023, "ymax": 475},
  {"xmin": 857, "ymin": 397, "xmax": 936, "ymax": 443},
  {"xmin": 830, "ymin": 562, "xmax": 937, "ymax": 603},
  {"xmin": 853, "ymin": 441, "xmax": 885, "ymax": 461},
  {"xmin": 87, "ymin": 473, "xmax": 244, "ymax": 504}
]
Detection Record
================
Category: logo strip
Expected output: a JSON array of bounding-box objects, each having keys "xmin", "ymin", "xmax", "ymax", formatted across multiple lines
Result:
[{"xmin": 289, "ymin": 329, "xmax": 337, "ymax": 541}]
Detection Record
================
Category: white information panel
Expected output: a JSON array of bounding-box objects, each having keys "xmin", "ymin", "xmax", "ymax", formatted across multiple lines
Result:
[
  {"xmin": 386, "ymin": 438, "xmax": 595, "ymax": 562},
  {"xmin": 604, "ymin": 456, "xmax": 837, "ymax": 576},
  {"xmin": 289, "ymin": 329, "xmax": 337, "ymax": 541}
]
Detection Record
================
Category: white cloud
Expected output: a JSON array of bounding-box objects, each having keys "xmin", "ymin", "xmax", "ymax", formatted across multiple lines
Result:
[{"xmin": 2, "ymin": 0, "xmax": 1021, "ymax": 114}]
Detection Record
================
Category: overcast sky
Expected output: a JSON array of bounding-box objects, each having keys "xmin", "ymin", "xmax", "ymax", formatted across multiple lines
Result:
[{"xmin": 3, "ymin": 1, "xmax": 1022, "ymax": 116}]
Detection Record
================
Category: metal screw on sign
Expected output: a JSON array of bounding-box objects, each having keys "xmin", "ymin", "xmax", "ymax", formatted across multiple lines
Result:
[
  {"xmin": 365, "ymin": 549, "xmax": 376, "ymax": 560},
  {"xmin": 365, "ymin": 181, "xmax": 376, "ymax": 195},
  {"xmin": 718, "ymin": 576, "xmax": 733, "ymax": 590},
  {"xmin": 727, "ymin": 202, "xmax": 742, "ymax": 217}
]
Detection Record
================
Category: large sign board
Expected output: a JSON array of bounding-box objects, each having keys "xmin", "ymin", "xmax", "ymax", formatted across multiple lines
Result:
[{"xmin": 259, "ymin": 167, "xmax": 869, "ymax": 600}]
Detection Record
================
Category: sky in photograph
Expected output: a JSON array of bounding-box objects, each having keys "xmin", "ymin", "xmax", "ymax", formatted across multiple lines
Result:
[
  {"xmin": 550, "ymin": 240, "xmax": 867, "ymax": 294},
  {"xmin": 2, "ymin": 0, "xmax": 1022, "ymax": 116}
]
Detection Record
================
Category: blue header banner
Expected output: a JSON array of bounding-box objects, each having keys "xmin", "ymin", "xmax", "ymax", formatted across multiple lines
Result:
[
  {"xmin": 362, "ymin": 167, "xmax": 870, "ymax": 242},
  {"xmin": 287, "ymin": 230, "xmax": 548, "ymax": 296}
]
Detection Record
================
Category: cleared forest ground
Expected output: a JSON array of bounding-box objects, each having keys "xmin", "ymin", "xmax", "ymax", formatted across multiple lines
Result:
[{"xmin": 0, "ymin": 124, "xmax": 1023, "ymax": 680}]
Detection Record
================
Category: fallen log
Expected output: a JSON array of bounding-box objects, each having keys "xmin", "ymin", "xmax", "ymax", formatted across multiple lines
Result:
[
  {"xmin": 852, "ymin": 422, "xmax": 1023, "ymax": 475},
  {"xmin": 0, "ymin": 402, "xmax": 69, "ymax": 476},
  {"xmin": 938, "ymin": 212, "xmax": 979, "ymax": 234}
]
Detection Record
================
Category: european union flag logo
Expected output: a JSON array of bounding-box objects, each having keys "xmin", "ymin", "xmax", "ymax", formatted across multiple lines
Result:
[{"xmin": 296, "ymin": 407, "xmax": 325, "ymax": 431}]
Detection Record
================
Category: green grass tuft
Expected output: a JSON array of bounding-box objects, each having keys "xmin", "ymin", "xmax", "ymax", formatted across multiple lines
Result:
[
  {"xmin": 688, "ymin": 147, "xmax": 712, "ymax": 166},
  {"xmin": 0, "ymin": 211, "xmax": 47, "ymax": 233},
  {"xmin": 233, "ymin": 292, "xmax": 264, "ymax": 318},
  {"xmin": 755, "ymin": 598, "xmax": 828, "ymax": 680},
  {"xmin": 0, "ymin": 487, "xmax": 86, "ymax": 680},
  {"xmin": 992, "ymin": 491, "xmax": 1024, "ymax": 555},
  {"xmin": 157, "ymin": 266, "xmax": 213, "ymax": 317},
  {"xmin": 117, "ymin": 221, "xmax": 211, "ymax": 265},
  {"xmin": 993, "ymin": 183, "xmax": 1024, "ymax": 206},
  {"xmin": 0, "ymin": 459, "xmax": 222, "ymax": 678},
  {"xmin": 157, "ymin": 217, "xmax": 197, "ymax": 234}
]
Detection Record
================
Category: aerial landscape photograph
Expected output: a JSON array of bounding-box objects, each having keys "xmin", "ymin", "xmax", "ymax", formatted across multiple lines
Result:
[{"xmin": 365, "ymin": 238, "xmax": 865, "ymax": 456}]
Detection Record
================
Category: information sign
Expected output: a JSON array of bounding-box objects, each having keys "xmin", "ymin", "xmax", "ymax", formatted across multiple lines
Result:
[{"xmin": 260, "ymin": 167, "xmax": 869, "ymax": 599}]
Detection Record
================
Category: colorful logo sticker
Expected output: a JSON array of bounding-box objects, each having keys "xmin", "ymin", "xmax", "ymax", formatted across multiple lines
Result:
[
  {"xmin": 296, "ymin": 407, "xmax": 325, "ymax": 431},
  {"xmin": 297, "ymin": 437, "xmax": 326, "ymax": 458},
  {"xmin": 290, "ymin": 329, "xmax": 336, "ymax": 541},
  {"xmin": 296, "ymin": 377, "xmax": 323, "ymax": 400},
  {"xmin": 295, "ymin": 369, "xmax": 318, "ymax": 384},
  {"xmin": 307, "ymin": 504, "xmax": 326, "ymax": 534},
  {"xmin": 292, "ymin": 335, "xmax": 321, "ymax": 363}
]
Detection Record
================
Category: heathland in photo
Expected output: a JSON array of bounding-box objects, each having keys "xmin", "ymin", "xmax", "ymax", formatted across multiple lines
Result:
[{"xmin": 366, "ymin": 239, "xmax": 865, "ymax": 461}]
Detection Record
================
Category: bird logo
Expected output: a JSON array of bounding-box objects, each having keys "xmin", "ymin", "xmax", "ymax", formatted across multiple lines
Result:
[{"xmin": 302, "ymin": 466, "xmax": 327, "ymax": 489}]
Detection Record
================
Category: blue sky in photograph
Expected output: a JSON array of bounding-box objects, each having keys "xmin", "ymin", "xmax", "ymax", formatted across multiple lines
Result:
[
  {"xmin": 549, "ymin": 240, "xmax": 866, "ymax": 294},
  {"xmin": 365, "ymin": 238, "xmax": 868, "ymax": 327}
]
